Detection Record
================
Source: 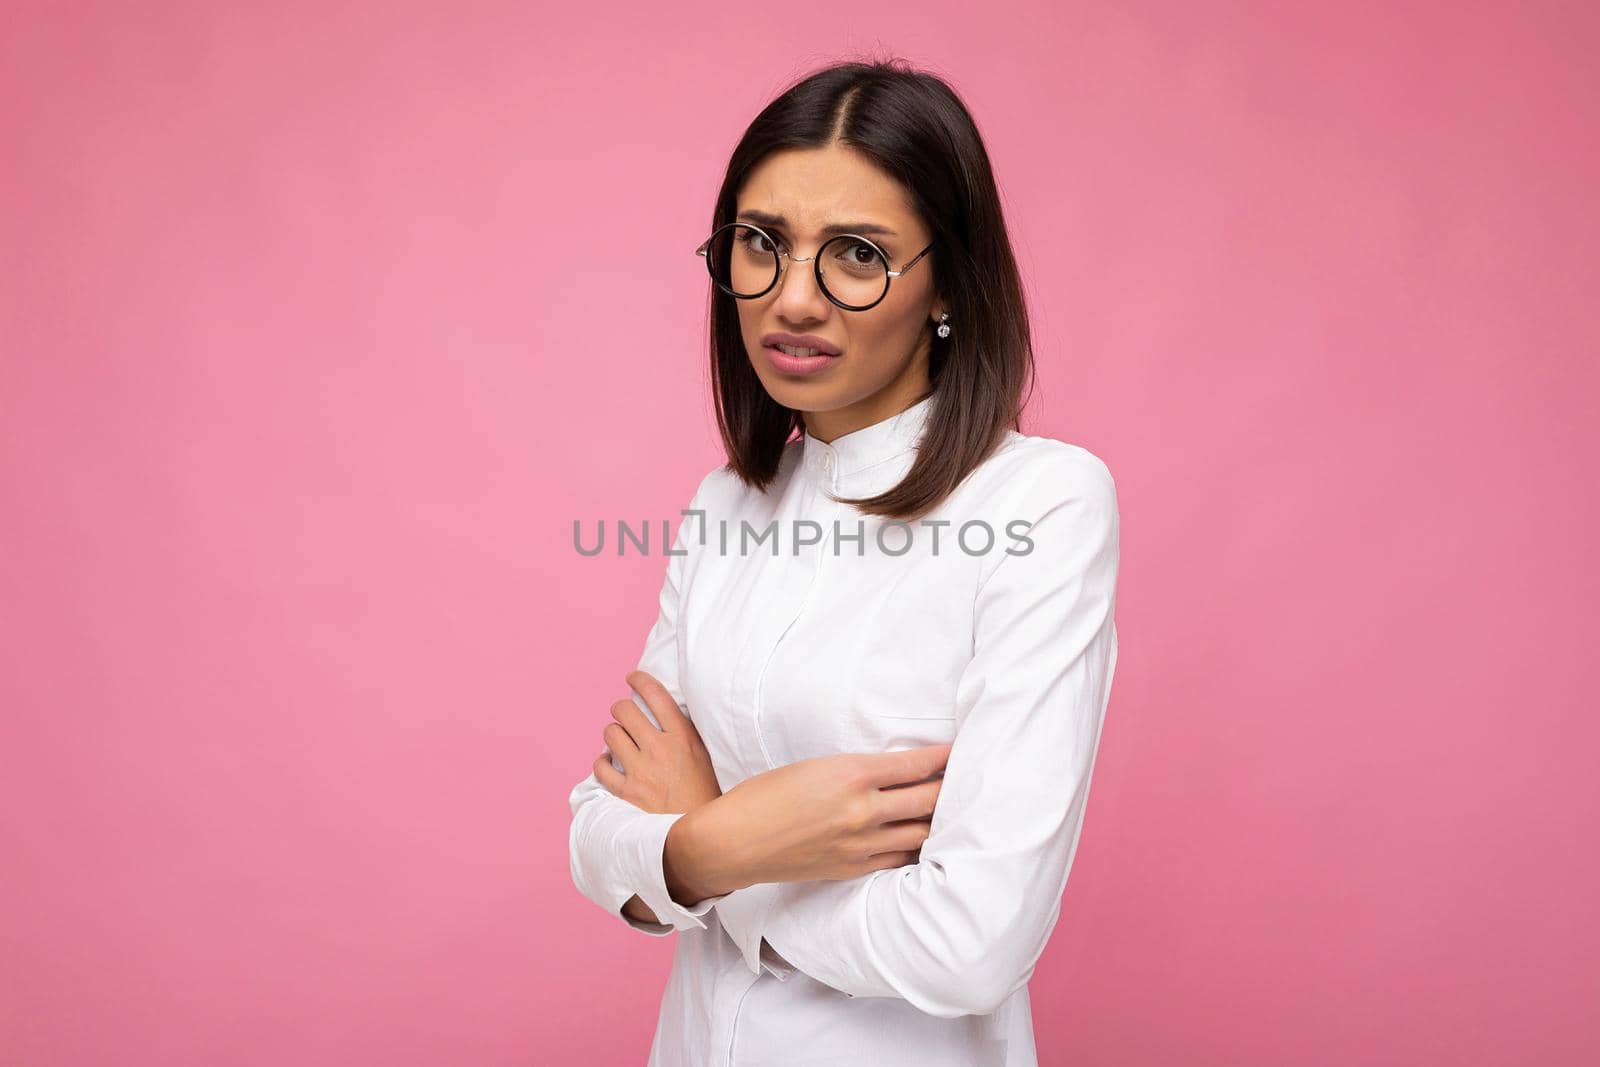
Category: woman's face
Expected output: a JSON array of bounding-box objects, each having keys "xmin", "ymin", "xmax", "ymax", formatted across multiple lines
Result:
[{"xmin": 733, "ymin": 144, "xmax": 945, "ymax": 442}]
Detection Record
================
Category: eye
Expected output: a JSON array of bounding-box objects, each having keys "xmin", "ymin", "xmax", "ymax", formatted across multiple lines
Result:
[
  {"xmin": 739, "ymin": 229, "xmax": 787, "ymax": 255},
  {"xmin": 831, "ymin": 238, "xmax": 885, "ymax": 274}
]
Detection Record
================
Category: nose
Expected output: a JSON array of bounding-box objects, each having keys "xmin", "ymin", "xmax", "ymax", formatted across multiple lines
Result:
[{"xmin": 773, "ymin": 250, "xmax": 834, "ymax": 321}]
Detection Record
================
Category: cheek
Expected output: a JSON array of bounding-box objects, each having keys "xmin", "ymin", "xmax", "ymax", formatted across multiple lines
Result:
[
  {"xmin": 737, "ymin": 308, "xmax": 764, "ymax": 352},
  {"xmin": 852, "ymin": 308, "xmax": 922, "ymax": 364}
]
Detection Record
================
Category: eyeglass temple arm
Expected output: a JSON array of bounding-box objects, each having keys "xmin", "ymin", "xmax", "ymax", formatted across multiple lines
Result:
[{"xmin": 886, "ymin": 241, "xmax": 935, "ymax": 278}]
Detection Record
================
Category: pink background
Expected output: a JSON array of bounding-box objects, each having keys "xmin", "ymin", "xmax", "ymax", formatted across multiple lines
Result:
[{"xmin": 2, "ymin": 2, "xmax": 1596, "ymax": 1064}]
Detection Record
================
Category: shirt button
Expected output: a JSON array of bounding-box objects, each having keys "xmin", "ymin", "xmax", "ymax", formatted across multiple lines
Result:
[{"xmin": 821, "ymin": 454, "xmax": 833, "ymax": 472}]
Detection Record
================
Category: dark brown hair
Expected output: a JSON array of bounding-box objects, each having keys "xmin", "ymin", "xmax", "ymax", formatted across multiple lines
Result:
[{"xmin": 706, "ymin": 57, "xmax": 1037, "ymax": 520}]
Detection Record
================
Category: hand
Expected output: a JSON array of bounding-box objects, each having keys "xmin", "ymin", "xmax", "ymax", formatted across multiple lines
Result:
[
  {"xmin": 669, "ymin": 744, "xmax": 950, "ymax": 899},
  {"xmin": 593, "ymin": 669, "xmax": 723, "ymax": 815}
]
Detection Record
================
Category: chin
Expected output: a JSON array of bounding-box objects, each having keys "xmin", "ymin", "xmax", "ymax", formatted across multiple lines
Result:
[
  {"xmin": 746, "ymin": 357, "xmax": 804, "ymax": 391},
  {"xmin": 757, "ymin": 378, "xmax": 824, "ymax": 411}
]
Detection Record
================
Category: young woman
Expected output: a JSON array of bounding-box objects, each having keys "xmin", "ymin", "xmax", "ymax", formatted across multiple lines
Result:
[{"xmin": 568, "ymin": 59, "xmax": 1121, "ymax": 1067}]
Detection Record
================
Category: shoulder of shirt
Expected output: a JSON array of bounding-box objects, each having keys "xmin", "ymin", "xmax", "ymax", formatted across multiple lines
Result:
[
  {"xmin": 973, "ymin": 430, "xmax": 1118, "ymax": 518},
  {"xmin": 967, "ymin": 434, "xmax": 1118, "ymax": 591},
  {"xmin": 684, "ymin": 460, "xmax": 749, "ymax": 513}
]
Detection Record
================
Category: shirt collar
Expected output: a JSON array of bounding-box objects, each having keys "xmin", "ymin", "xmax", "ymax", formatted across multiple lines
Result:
[{"xmin": 800, "ymin": 393, "xmax": 935, "ymax": 479}]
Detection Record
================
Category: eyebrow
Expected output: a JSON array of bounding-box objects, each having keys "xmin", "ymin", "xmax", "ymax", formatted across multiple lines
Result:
[{"xmin": 735, "ymin": 209, "xmax": 898, "ymax": 239}]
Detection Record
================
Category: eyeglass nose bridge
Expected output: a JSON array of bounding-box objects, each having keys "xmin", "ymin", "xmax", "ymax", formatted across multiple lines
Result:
[
  {"xmin": 765, "ymin": 248, "xmax": 829, "ymax": 305},
  {"xmin": 772, "ymin": 248, "xmax": 819, "ymax": 295}
]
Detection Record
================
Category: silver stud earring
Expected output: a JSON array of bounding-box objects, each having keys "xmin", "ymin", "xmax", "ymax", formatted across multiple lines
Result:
[{"xmin": 935, "ymin": 312, "xmax": 951, "ymax": 339}]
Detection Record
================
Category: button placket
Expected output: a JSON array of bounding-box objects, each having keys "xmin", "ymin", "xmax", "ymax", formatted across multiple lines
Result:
[{"xmin": 817, "ymin": 449, "xmax": 836, "ymax": 490}]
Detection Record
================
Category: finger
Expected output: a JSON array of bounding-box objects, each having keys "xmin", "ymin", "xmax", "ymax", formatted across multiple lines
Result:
[
  {"xmin": 627, "ymin": 670, "xmax": 690, "ymax": 733},
  {"xmin": 871, "ymin": 818, "xmax": 933, "ymax": 854},
  {"xmin": 864, "ymin": 742, "xmax": 953, "ymax": 788},
  {"xmin": 875, "ymin": 777, "xmax": 941, "ymax": 823},
  {"xmin": 602, "ymin": 721, "xmax": 638, "ymax": 759},
  {"xmin": 864, "ymin": 849, "xmax": 920, "ymax": 873},
  {"xmin": 593, "ymin": 751, "xmax": 626, "ymax": 794},
  {"xmin": 610, "ymin": 697, "xmax": 660, "ymax": 749}
]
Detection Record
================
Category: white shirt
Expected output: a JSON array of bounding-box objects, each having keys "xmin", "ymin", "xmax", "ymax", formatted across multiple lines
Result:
[{"xmin": 568, "ymin": 393, "xmax": 1121, "ymax": 1067}]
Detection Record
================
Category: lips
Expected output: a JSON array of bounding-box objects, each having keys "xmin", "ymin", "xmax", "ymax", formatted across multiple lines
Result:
[
  {"xmin": 763, "ymin": 344, "xmax": 840, "ymax": 376},
  {"xmin": 762, "ymin": 332, "xmax": 841, "ymax": 356}
]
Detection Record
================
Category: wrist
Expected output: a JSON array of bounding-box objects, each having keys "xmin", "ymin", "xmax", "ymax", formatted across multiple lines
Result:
[{"xmin": 665, "ymin": 799, "xmax": 749, "ymax": 902}]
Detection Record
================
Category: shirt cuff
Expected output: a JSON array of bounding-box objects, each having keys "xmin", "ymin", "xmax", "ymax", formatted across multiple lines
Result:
[
  {"xmin": 713, "ymin": 881, "xmax": 787, "ymax": 975},
  {"xmin": 614, "ymin": 810, "xmax": 729, "ymax": 935}
]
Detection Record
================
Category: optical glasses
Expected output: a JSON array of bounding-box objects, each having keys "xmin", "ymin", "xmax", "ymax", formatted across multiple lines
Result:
[{"xmin": 694, "ymin": 221, "xmax": 934, "ymax": 312}]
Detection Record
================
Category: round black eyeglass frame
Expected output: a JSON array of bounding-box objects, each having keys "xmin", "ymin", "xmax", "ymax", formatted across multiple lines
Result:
[{"xmin": 694, "ymin": 221, "xmax": 935, "ymax": 312}]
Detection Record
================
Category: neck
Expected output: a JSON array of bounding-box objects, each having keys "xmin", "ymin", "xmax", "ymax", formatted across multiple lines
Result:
[{"xmin": 801, "ymin": 360, "xmax": 933, "ymax": 443}]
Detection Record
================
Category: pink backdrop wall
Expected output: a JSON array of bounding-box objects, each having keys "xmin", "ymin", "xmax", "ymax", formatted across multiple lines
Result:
[{"xmin": 2, "ymin": 2, "xmax": 1595, "ymax": 1064}]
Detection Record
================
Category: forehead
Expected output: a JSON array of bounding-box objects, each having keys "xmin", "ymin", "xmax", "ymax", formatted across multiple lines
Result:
[{"xmin": 736, "ymin": 145, "xmax": 917, "ymax": 232}]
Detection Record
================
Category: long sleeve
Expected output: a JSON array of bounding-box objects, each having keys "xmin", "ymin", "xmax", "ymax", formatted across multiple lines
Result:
[
  {"xmin": 567, "ymin": 470, "xmax": 734, "ymax": 936},
  {"xmin": 744, "ymin": 452, "xmax": 1122, "ymax": 1017}
]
